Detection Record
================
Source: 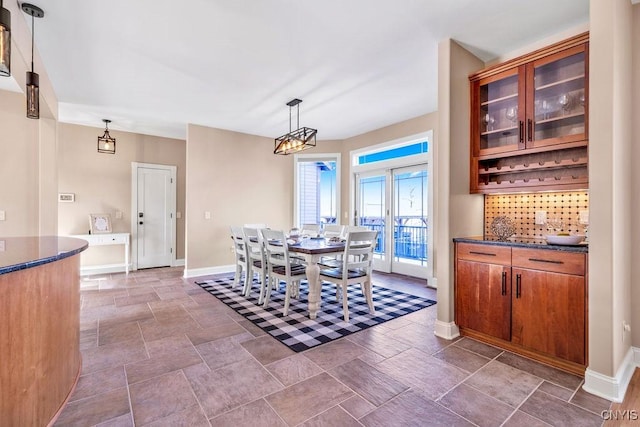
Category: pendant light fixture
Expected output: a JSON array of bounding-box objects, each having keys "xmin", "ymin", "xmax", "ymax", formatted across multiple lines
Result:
[
  {"xmin": 274, "ymin": 98, "xmax": 317, "ymax": 155},
  {"xmin": 22, "ymin": 3, "xmax": 44, "ymax": 119},
  {"xmin": 97, "ymin": 119, "xmax": 116, "ymax": 154},
  {"xmin": 0, "ymin": 0, "xmax": 10, "ymax": 77}
]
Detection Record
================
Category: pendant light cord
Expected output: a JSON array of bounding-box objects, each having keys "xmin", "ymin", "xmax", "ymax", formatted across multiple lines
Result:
[{"xmin": 30, "ymin": 13, "xmax": 34, "ymax": 73}]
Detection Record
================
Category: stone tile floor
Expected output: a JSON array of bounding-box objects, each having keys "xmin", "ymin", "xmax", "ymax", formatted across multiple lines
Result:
[{"xmin": 54, "ymin": 267, "xmax": 612, "ymax": 426}]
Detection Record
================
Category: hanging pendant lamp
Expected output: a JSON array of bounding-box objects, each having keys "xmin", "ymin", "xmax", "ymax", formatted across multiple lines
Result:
[
  {"xmin": 274, "ymin": 98, "xmax": 317, "ymax": 155},
  {"xmin": 22, "ymin": 3, "xmax": 44, "ymax": 119},
  {"xmin": 0, "ymin": 0, "xmax": 10, "ymax": 77},
  {"xmin": 97, "ymin": 119, "xmax": 116, "ymax": 154}
]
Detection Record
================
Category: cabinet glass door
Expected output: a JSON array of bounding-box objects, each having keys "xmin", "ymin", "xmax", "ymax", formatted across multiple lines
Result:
[
  {"xmin": 477, "ymin": 69, "xmax": 523, "ymax": 155},
  {"xmin": 529, "ymin": 46, "xmax": 587, "ymax": 148}
]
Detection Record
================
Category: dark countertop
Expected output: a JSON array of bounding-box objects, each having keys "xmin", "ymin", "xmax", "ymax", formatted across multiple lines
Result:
[
  {"xmin": 0, "ymin": 236, "xmax": 89, "ymax": 275},
  {"xmin": 453, "ymin": 236, "xmax": 588, "ymax": 253}
]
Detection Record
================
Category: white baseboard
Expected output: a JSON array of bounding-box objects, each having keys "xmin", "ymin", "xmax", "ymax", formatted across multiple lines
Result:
[
  {"xmin": 183, "ymin": 264, "xmax": 235, "ymax": 279},
  {"xmin": 80, "ymin": 263, "xmax": 129, "ymax": 276},
  {"xmin": 434, "ymin": 320, "xmax": 460, "ymax": 340},
  {"xmin": 173, "ymin": 258, "xmax": 185, "ymax": 267},
  {"xmin": 583, "ymin": 346, "xmax": 640, "ymax": 403}
]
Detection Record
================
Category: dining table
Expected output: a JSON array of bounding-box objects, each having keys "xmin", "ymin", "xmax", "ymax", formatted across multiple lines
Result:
[{"xmin": 287, "ymin": 237, "xmax": 346, "ymax": 319}]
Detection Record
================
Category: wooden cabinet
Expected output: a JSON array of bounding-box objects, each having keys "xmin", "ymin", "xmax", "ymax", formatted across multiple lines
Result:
[
  {"xmin": 470, "ymin": 33, "xmax": 589, "ymax": 193},
  {"xmin": 456, "ymin": 244, "xmax": 512, "ymax": 341},
  {"xmin": 455, "ymin": 241, "xmax": 587, "ymax": 373},
  {"xmin": 511, "ymin": 248, "xmax": 586, "ymax": 365}
]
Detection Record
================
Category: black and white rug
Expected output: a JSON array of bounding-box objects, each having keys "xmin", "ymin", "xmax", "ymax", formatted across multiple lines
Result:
[{"xmin": 194, "ymin": 277, "xmax": 436, "ymax": 352}]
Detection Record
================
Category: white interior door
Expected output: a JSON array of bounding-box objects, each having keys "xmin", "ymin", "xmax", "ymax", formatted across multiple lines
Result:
[{"xmin": 132, "ymin": 163, "xmax": 176, "ymax": 269}]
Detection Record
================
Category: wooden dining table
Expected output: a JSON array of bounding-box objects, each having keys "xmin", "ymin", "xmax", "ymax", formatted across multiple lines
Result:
[{"xmin": 288, "ymin": 238, "xmax": 346, "ymax": 319}]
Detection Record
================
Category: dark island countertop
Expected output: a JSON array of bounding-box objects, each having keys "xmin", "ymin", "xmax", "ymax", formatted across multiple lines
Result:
[
  {"xmin": 0, "ymin": 236, "xmax": 89, "ymax": 275},
  {"xmin": 453, "ymin": 236, "xmax": 588, "ymax": 253}
]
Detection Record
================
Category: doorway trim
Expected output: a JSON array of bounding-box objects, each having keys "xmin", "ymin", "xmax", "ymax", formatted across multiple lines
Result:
[{"xmin": 131, "ymin": 162, "xmax": 177, "ymax": 271}]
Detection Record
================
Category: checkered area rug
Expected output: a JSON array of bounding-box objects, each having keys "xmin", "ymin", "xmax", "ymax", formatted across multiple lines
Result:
[{"xmin": 194, "ymin": 277, "xmax": 436, "ymax": 352}]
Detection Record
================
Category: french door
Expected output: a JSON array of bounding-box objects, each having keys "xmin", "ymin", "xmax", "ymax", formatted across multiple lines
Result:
[{"xmin": 355, "ymin": 164, "xmax": 429, "ymax": 278}]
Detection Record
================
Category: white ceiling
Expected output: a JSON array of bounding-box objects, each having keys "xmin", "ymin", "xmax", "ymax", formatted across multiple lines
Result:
[{"xmin": 20, "ymin": 0, "xmax": 588, "ymax": 140}]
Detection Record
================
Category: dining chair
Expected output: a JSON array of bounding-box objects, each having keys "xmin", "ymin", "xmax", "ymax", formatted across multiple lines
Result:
[
  {"xmin": 323, "ymin": 224, "xmax": 345, "ymax": 238},
  {"xmin": 301, "ymin": 223, "xmax": 321, "ymax": 236},
  {"xmin": 318, "ymin": 230, "xmax": 378, "ymax": 322},
  {"xmin": 242, "ymin": 227, "xmax": 269, "ymax": 303},
  {"xmin": 230, "ymin": 226, "xmax": 248, "ymax": 288},
  {"xmin": 244, "ymin": 223, "xmax": 268, "ymax": 229},
  {"xmin": 260, "ymin": 228, "xmax": 307, "ymax": 315},
  {"xmin": 318, "ymin": 224, "xmax": 346, "ymax": 268}
]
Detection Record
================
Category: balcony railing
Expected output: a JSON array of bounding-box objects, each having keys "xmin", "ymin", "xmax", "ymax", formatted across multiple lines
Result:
[{"xmin": 359, "ymin": 218, "xmax": 428, "ymax": 262}]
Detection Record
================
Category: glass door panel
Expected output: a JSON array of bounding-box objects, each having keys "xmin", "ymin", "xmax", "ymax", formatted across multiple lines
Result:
[
  {"xmin": 391, "ymin": 166, "xmax": 428, "ymax": 277},
  {"xmin": 531, "ymin": 48, "xmax": 586, "ymax": 147},
  {"xmin": 478, "ymin": 71, "xmax": 522, "ymax": 155},
  {"xmin": 355, "ymin": 172, "xmax": 389, "ymax": 272}
]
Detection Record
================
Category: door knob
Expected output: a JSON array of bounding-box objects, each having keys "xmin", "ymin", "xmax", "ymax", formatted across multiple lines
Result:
[{"xmin": 139, "ymin": 221, "xmax": 143, "ymax": 225}]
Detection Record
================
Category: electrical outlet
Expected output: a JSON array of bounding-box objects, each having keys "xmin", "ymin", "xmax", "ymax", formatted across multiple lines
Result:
[
  {"xmin": 204, "ymin": 211, "xmax": 211, "ymax": 220},
  {"xmin": 115, "ymin": 211, "xmax": 123, "ymax": 219},
  {"xmin": 0, "ymin": 210, "xmax": 5, "ymax": 221},
  {"xmin": 535, "ymin": 211, "xmax": 547, "ymax": 225}
]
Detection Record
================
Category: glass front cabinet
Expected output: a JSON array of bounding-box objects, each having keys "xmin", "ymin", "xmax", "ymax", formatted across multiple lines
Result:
[{"xmin": 470, "ymin": 34, "xmax": 589, "ymax": 194}]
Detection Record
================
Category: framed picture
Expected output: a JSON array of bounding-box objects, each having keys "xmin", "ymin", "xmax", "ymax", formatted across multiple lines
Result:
[{"xmin": 89, "ymin": 213, "xmax": 112, "ymax": 234}]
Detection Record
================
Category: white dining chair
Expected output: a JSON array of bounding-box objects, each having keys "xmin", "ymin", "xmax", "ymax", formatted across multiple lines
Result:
[
  {"xmin": 300, "ymin": 223, "xmax": 321, "ymax": 236},
  {"xmin": 323, "ymin": 224, "xmax": 345, "ymax": 238},
  {"xmin": 244, "ymin": 223, "xmax": 268, "ymax": 229},
  {"xmin": 318, "ymin": 230, "xmax": 378, "ymax": 322},
  {"xmin": 261, "ymin": 228, "xmax": 307, "ymax": 315},
  {"xmin": 230, "ymin": 226, "xmax": 248, "ymax": 288},
  {"xmin": 318, "ymin": 224, "xmax": 346, "ymax": 268},
  {"xmin": 242, "ymin": 227, "xmax": 269, "ymax": 303}
]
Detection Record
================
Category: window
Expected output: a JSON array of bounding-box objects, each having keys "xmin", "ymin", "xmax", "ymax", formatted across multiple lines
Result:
[
  {"xmin": 357, "ymin": 141, "xmax": 428, "ymax": 165},
  {"xmin": 294, "ymin": 154, "xmax": 340, "ymax": 227}
]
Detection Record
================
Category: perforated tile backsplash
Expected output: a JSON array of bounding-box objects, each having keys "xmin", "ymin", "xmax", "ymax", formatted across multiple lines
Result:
[{"xmin": 484, "ymin": 191, "xmax": 589, "ymax": 239}]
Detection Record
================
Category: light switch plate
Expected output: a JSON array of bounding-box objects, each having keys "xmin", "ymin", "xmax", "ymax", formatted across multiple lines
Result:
[
  {"xmin": 204, "ymin": 211, "xmax": 211, "ymax": 220},
  {"xmin": 579, "ymin": 210, "xmax": 589, "ymax": 224},
  {"xmin": 115, "ymin": 211, "xmax": 123, "ymax": 219},
  {"xmin": 0, "ymin": 210, "xmax": 5, "ymax": 221},
  {"xmin": 535, "ymin": 210, "xmax": 547, "ymax": 225}
]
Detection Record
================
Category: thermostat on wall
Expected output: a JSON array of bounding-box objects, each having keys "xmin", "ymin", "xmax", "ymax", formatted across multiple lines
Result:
[{"xmin": 58, "ymin": 193, "xmax": 75, "ymax": 202}]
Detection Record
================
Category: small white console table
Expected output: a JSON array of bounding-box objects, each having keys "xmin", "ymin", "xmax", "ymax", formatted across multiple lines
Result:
[{"xmin": 71, "ymin": 233, "xmax": 130, "ymax": 274}]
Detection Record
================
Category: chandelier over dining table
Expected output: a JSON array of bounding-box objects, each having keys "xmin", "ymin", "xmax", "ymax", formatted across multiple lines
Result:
[{"xmin": 274, "ymin": 98, "xmax": 317, "ymax": 155}]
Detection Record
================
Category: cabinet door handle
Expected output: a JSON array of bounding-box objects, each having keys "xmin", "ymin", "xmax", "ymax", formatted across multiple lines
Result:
[
  {"xmin": 501, "ymin": 271, "xmax": 507, "ymax": 296},
  {"xmin": 528, "ymin": 258, "xmax": 564, "ymax": 265},
  {"xmin": 527, "ymin": 119, "xmax": 533, "ymax": 142},
  {"xmin": 519, "ymin": 120, "xmax": 524, "ymax": 143},
  {"xmin": 469, "ymin": 251, "xmax": 496, "ymax": 257},
  {"xmin": 516, "ymin": 274, "xmax": 522, "ymax": 298}
]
